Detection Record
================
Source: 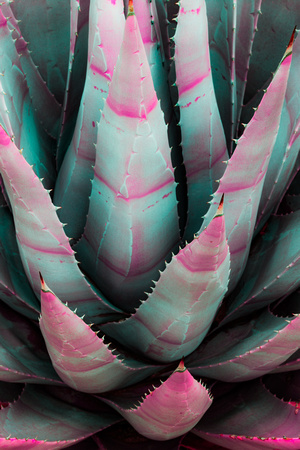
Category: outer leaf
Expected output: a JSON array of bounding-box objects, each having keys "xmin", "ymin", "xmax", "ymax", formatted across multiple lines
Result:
[
  {"xmin": 102, "ymin": 199, "xmax": 230, "ymax": 362},
  {"xmin": 0, "ymin": 301, "xmax": 61, "ymax": 384},
  {"xmin": 0, "ymin": 384, "xmax": 120, "ymax": 448},
  {"xmin": 0, "ymin": 206, "xmax": 39, "ymax": 320},
  {"xmin": 193, "ymin": 380, "xmax": 300, "ymax": 449},
  {"xmin": 0, "ymin": 125, "xmax": 122, "ymax": 324},
  {"xmin": 223, "ymin": 210, "xmax": 300, "ymax": 324},
  {"xmin": 255, "ymin": 31, "xmax": 300, "ymax": 231},
  {"xmin": 199, "ymin": 34, "xmax": 294, "ymax": 292},
  {"xmin": 186, "ymin": 307, "xmax": 300, "ymax": 382},
  {"xmin": 54, "ymin": 0, "xmax": 125, "ymax": 240},
  {"xmin": 173, "ymin": 0, "xmax": 228, "ymax": 241},
  {"xmin": 39, "ymin": 276, "xmax": 162, "ymax": 394},
  {"xmin": 75, "ymin": 6, "xmax": 179, "ymax": 310},
  {"xmin": 0, "ymin": 7, "xmax": 56, "ymax": 188},
  {"xmin": 100, "ymin": 361, "xmax": 212, "ymax": 441}
]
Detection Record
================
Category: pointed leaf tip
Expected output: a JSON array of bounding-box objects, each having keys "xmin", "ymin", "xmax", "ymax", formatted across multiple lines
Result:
[
  {"xmin": 176, "ymin": 359, "xmax": 186, "ymax": 372},
  {"xmin": 215, "ymin": 194, "xmax": 224, "ymax": 217},
  {"xmin": 284, "ymin": 26, "xmax": 297, "ymax": 59},
  {"xmin": 128, "ymin": 0, "xmax": 134, "ymax": 16}
]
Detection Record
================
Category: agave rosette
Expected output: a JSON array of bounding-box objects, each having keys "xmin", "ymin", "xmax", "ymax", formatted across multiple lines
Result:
[{"xmin": 0, "ymin": 0, "xmax": 298, "ymax": 448}]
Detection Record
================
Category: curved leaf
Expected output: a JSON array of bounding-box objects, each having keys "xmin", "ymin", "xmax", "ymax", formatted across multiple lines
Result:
[
  {"xmin": 75, "ymin": 5, "xmax": 179, "ymax": 310},
  {"xmin": 0, "ymin": 384, "xmax": 120, "ymax": 448},
  {"xmin": 199, "ymin": 32, "xmax": 294, "ymax": 292},
  {"xmin": 0, "ymin": 6, "xmax": 56, "ymax": 188},
  {"xmin": 194, "ymin": 380, "xmax": 300, "ymax": 449},
  {"xmin": 0, "ymin": 125, "xmax": 122, "ymax": 324},
  {"xmin": 54, "ymin": 0, "xmax": 125, "ymax": 240},
  {"xmin": 102, "ymin": 198, "xmax": 230, "ymax": 362},
  {"xmin": 0, "ymin": 301, "xmax": 61, "ymax": 385},
  {"xmin": 39, "ymin": 276, "xmax": 163, "ymax": 394},
  {"xmin": 224, "ymin": 210, "xmax": 300, "ymax": 324},
  {"xmin": 186, "ymin": 307, "xmax": 300, "ymax": 382},
  {"xmin": 100, "ymin": 360, "xmax": 212, "ymax": 441},
  {"xmin": 173, "ymin": 0, "xmax": 228, "ymax": 240},
  {"xmin": 256, "ymin": 31, "xmax": 300, "ymax": 231},
  {"xmin": 0, "ymin": 206, "xmax": 39, "ymax": 320}
]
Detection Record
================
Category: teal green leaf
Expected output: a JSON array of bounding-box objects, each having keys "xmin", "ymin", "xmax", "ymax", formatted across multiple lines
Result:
[
  {"xmin": 224, "ymin": 210, "xmax": 300, "ymax": 324},
  {"xmin": 39, "ymin": 276, "xmax": 163, "ymax": 394},
  {"xmin": 75, "ymin": 8, "xmax": 179, "ymax": 311},
  {"xmin": 199, "ymin": 35, "xmax": 294, "ymax": 292},
  {"xmin": 0, "ymin": 384, "xmax": 120, "ymax": 448},
  {"xmin": 186, "ymin": 307, "xmax": 300, "ymax": 382},
  {"xmin": 102, "ymin": 199, "xmax": 230, "ymax": 363},
  {"xmin": 193, "ymin": 380, "xmax": 300, "ymax": 449},
  {"xmin": 0, "ymin": 206, "xmax": 39, "ymax": 320},
  {"xmin": 0, "ymin": 125, "xmax": 122, "ymax": 324},
  {"xmin": 173, "ymin": 0, "xmax": 228, "ymax": 241},
  {"xmin": 0, "ymin": 301, "xmax": 61, "ymax": 384},
  {"xmin": 54, "ymin": 0, "xmax": 125, "ymax": 240}
]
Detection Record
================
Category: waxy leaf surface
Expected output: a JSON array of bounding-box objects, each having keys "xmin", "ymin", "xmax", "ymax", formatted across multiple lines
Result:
[
  {"xmin": 0, "ymin": 126, "xmax": 122, "ymax": 324},
  {"xmin": 186, "ymin": 307, "xmax": 300, "ymax": 381},
  {"xmin": 54, "ymin": 0, "xmax": 125, "ymax": 240},
  {"xmin": 173, "ymin": 0, "xmax": 227, "ymax": 240},
  {"xmin": 39, "ymin": 277, "xmax": 162, "ymax": 393},
  {"xmin": 102, "ymin": 200, "xmax": 230, "ymax": 362},
  {"xmin": 0, "ymin": 384, "xmax": 120, "ymax": 448},
  {"xmin": 100, "ymin": 361, "xmax": 212, "ymax": 441},
  {"xmin": 76, "ymin": 9, "xmax": 179, "ymax": 310},
  {"xmin": 199, "ymin": 36, "xmax": 294, "ymax": 292},
  {"xmin": 194, "ymin": 380, "xmax": 300, "ymax": 449}
]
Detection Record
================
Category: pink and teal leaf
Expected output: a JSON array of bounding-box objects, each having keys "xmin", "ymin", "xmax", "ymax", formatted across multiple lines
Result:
[
  {"xmin": 0, "ymin": 384, "xmax": 120, "ymax": 448},
  {"xmin": 75, "ymin": 8, "xmax": 179, "ymax": 310},
  {"xmin": 0, "ymin": 207, "xmax": 39, "ymax": 320},
  {"xmin": 256, "ymin": 31, "xmax": 300, "ymax": 231},
  {"xmin": 102, "ymin": 199, "xmax": 230, "ymax": 363},
  {"xmin": 10, "ymin": 0, "xmax": 69, "ymax": 104},
  {"xmin": 0, "ymin": 125, "xmax": 122, "ymax": 324},
  {"xmin": 0, "ymin": 7, "xmax": 57, "ymax": 188},
  {"xmin": 186, "ymin": 307, "xmax": 300, "ymax": 382},
  {"xmin": 100, "ymin": 361, "xmax": 212, "ymax": 441},
  {"xmin": 54, "ymin": 0, "xmax": 125, "ymax": 241},
  {"xmin": 173, "ymin": 0, "xmax": 228, "ymax": 240},
  {"xmin": 223, "ymin": 210, "xmax": 300, "ymax": 324},
  {"xmin": 39, "ymin": 276, "xmax": 163, "ymax": 394},
  {"xmin": 0, "ymin": 301, "xmax": 61, "ymax": 385},
  {"xmin": 199, "ymin": 34, "xmax": 294, "ymax": 292},
  {"xmin": 193, "ymin": 380, "xmax": 300, "ymax": 449}
]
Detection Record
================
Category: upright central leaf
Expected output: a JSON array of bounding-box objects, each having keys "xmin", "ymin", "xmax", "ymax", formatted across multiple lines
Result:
[{"xmin": 75, "ymin": 3, "xmax": 179, "ymax": 311}]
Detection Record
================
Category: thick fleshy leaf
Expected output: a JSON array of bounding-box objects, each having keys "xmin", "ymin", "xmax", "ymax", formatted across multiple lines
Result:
[
  {"xmin": 205, "ymin": 0, "xmax": 262, "ymax": 150},
  {"xmin": 255, "ymin": 31, "xmax": 300, "ymax": 231},
  {"xmin": 173, "ymin": 0, "xmax": 228, "ymax": 241},
  {"xmin": 0, "ymin": 125, "xmax": 122, "ymax": 324},
  {"xmin": 0, "ymin": 206, "xmax": 39, "ymax": 320},
  {"xmin": 0, "ymin": 384, "xmax": 120, "ymax": 448},
  {"xmin": 100, "ymin": 361, "xmax": 212, "ymax": 441},
  {"xmin": 1, "ymin": 1, "xmax": 62, "ymax": 139},
  {"xmin": 0, "ymin": 6, "xmax": 56, "ymax": 188},
  {"xmin": 199, "ymin": 33, "xmax": 294, "ymax": 292},
  {"xmin": 39, "ymin": 276, "xmax": 162, "ymax": 394},
  {"xmin": 186, "ymin": 307, "xmax": 300, "ymax": 382},
  {"xmin": 10, "ymin": 0, "xmax": 69, "ymax": 104},
  {"xmin": 102, "ymin": 199, "xmax": 230, "ymax": 362},
  {"xmin": 75, "ymin": 6, "xmax": 179, "ymax": 310},
  {"xmin": 0, "ymin": 301, "xmax": 61, "ymax": 384},
  {"xmin": 223, "ymin": 210, "xmax": 300, "ymax": 324},
  {"xmin": 54, "ymin": 0, "xmax": 125, "ymax": 240},
  {"xmin": 193, "ymin": 380, "xmax": 300, "ymax": 449},
  {"xmin": 56, "ymin": 0, "xmax": 90, "ymax": 169}
]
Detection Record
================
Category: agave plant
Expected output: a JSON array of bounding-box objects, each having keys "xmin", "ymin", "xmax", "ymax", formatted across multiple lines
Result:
[{"xmin": 0, "ymin": 0, "xmax": 299, "ymax": 448}]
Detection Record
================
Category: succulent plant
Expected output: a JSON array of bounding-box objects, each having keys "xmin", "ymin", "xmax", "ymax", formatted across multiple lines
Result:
[{"xmin": 0, "ymin": 0, "xmax": 299, "ymax": 448}]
